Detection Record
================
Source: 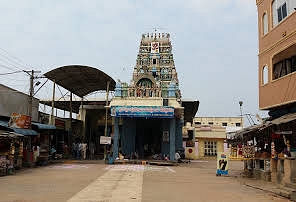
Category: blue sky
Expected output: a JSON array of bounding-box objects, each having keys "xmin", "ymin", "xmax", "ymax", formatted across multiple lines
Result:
[{"xmin": 0, "ymin": 0, "xmax": 266, "ymax": 121}]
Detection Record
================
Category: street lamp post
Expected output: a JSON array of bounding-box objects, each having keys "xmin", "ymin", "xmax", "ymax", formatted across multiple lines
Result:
[{"xmin": 239, "ymin": 101, "xmax": 243, "ymax": 128}]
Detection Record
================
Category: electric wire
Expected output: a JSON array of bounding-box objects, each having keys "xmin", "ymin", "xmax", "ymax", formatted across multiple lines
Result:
[
  {"xmin": 33, "ymin": 79, "xmax": 48, "ymax": 96},
  {"xmin": 0, "ymin": 48, "xmax": 48, "ymax": 103},
  {"xmin": 0, "ymin": 70, "xmax": 23, "ymax": 75},
  {"xmin": 0, "ymin": 53, "xmax": 26, "ymax": 72},
  {"xmin": 0, "ymin": 47, "xmax": 34, "ymax": 72},
  {"xmin": 1, "ymin": 77, "xmax": 28, "ymax": 82},
  {"xmin": 0, "ymin": 63, "xmax": 19, "ymax": 71},
  {"xmin": 57, "ymin": 85, "xmax": 69, "ymax": 101}
]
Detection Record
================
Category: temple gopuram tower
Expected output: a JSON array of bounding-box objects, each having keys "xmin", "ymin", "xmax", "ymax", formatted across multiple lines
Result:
[{"xmin": 110, "ymin": 32, "xmax": 184, "ymax": 161}]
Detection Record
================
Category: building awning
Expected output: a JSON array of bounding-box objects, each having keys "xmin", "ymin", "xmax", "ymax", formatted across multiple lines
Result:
[
  {"xmin": 12, "ymin": 128, "xmax": 38, "ymax": 136},
  {"xmin": 32, "ymin": 122, "xmax": 56, "ymax": 130},
  {"xmin": 111, "ymin": 106, "xmax": 175, "ymax": 118},
  {"xmin": 232, "ymin": 122, "xmax": 275, "ymax": 139},
  {"xmin": 0, "ymin": 120, "xmax": 38, "ymax": 136},
  {"xmin": 0, "ymin": 130, "xmax": 25, "ymax": 139},
  {"xmin": 0, "ymin": 120, "xmax": 9, "ymax": 127},
  {"xmin": 271, "ymin": 112, "xmax": 296, "ymax": 125}
]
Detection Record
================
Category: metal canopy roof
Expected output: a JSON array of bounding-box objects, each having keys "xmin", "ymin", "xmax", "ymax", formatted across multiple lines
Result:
[
  {"xmin": 40, "ymin": 100, "xmax": 107, "ymax": 113},
  {"xmin": 44, "ymin": 65, "xmax": 116, "ymax": 97}
]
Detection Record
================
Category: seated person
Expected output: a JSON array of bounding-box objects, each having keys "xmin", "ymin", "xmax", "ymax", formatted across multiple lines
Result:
[
  {"xmin": 164, "ymin": 154, "xmax": 169, "ymax": 161},
  {"xmin": 119, "ymin": 152, "xmax": 124, "ymax": 160},
  {"xmin": 175, "ymin": 151, "xmax": 182, "ymax": 163},
  {"xmin": 51, "ymin": 146, "xmax": 57, "ymax": 159}
]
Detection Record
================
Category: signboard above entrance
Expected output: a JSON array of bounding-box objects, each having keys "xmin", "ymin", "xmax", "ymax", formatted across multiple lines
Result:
[
  {"xmin": 8, "ymin": 112, "xmax": 31, "ymax": 129},
  {"xmin": 100, "ymin": 136, "xmax": 111, "ymax": 145},
  {"xmin": 111, "ymin": 106, "xmax": 174, "ymax": 118}
]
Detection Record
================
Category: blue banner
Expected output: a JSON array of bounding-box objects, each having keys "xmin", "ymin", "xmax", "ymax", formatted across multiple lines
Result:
[{"xmin": 111, "ymin": 106, "xmax": 174, "ymax": 118}]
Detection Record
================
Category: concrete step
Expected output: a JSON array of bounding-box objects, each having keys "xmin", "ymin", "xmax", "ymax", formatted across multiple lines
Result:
[
  {"xmin": 282, "ymin": 186, "xmax": 295, "ymax": 193},
  {"xmin": 285, "ymin": 182, "xmax": 296, "ymax": 190},
  {"xmin": 291, "ymin": 191, "xmax": 296, "ymax": 201},
  {"xmin": 274, "ymin": 188, "xmax": 291, "ymax": 198}
]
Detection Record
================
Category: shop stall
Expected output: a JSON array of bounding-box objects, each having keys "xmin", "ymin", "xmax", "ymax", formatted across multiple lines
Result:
[
  {"xmin": 32, "ymin": 122, "xmax": 56, "ymax": 165},
  {"xmin": 233, "ymin": 114, "xmax": 296, "ymax": 185},
  {"xmin": 0, "ymin": 130, "xmax": 25, "ymax": 176}
]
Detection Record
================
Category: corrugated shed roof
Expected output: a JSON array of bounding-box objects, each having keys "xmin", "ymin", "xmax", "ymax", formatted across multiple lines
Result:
[{"xmin": 44, "ymin": 65, "xmax": 116, "ymax": 97}]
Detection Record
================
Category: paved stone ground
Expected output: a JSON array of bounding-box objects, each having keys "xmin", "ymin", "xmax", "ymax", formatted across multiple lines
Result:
[{"xmin": 0, "ymin": 160, "xmax": 291, "ymax": 202}]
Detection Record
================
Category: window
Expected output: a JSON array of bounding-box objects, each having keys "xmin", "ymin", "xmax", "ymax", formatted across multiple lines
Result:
[
  {"xmin": 222, "ymin": 122, "xmax": 227, "ymax": 126},
  {"xmin": 262, "ymin": 65, "xmax": 268, "ymax": 85},
  {"xmin": 273, "ymin": 62, "xmax": 282, "ymax": 79},
  {"xmin": 263, "ymin": 13, "xmax": 268, "ymax": 35},
  {"xmin": 236, "ymin": 123, "xmax": 241, "ymax": 127},
  {"xmin": 292, "ymin": 56, "xmax": 296, "ymax": 72},
  {"xmin": 204, "ymin": 141, "xmax": 217, "ymax": 156},
  {"xmin": 272, "ymin": 0, "xmax": 277, "ymax": 27},
  {"xmin": 188, "ymin": 130, "xmax": 194, "ymax": 140},
  {"xmin": 195, "ymin": 122, "xmax": 201, "ymax": 125},
  {"xmin": 153, "ymin": 59, "xmax": 156, "ymax": 65},
  {"xmin": 277, "ymin": 2, "xmax": 287, "ymax": 23},
  {"xmin": 208, "ymin": 122, "xmax": 213, "ymax": 125},
  {"xmin": 273, "ymin": 55, "xmax": 296, "ymax": 80}
]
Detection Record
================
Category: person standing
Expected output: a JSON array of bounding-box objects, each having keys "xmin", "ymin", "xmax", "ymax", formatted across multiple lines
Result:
[
  {"xmin": 75, "ymin": 142, "xmax": 80, "ymax": 159},
  {"xmin": 32, "ymin": 145, "xmax": 40, "ymax": 165},
  {"xmin": 51, "ymin": 146, "xmax": 57, "ymax": 159},
  {"xmin": 82, "ymin": 142, "xmax": 87, "ymax": 160},
  {"xmin": 78, "ymin": 142, "xmax": 83, "ymax": 160},
  {"xmin": 72, "ymin": 142, "xmax": 76, "ymax": 159},
  {"xmin": 89, "ymin": 142, "xmax": 95, "ymax": 160}
]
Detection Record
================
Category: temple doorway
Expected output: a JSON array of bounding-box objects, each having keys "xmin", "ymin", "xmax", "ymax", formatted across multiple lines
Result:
[{"xmin": 135, "ymin": 118, "xmax": 162, "ymax": 159}]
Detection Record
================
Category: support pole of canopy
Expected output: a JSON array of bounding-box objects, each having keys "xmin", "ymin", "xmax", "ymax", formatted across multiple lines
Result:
[
  {"xmin": 49, "ymin": 79, "xmax": 56, "ymax": 125},
  {"xmin": 170, "ymin": 118, "xmax": 176, "ymax": 161},
  {"xmin": 104, "ymin": 80, "xmax": 110, "ymax": 160},
  {"xmin": 70, "ymin": 92, "xmax": 72, "ymax": 123},
  {"xmin": 81, "ymin": 96, "xmax": 83, "ymax": 112},
  {"xmin": 69, "ymin": 92, "xmax": 72, "ymax": 148},
  {"xmin": 81, "ymin": 96, "xmax": 86, "ymax": 144},
  {"xmin": 113, "ymin": 117, "xmax": 119, "ymax": 160}
]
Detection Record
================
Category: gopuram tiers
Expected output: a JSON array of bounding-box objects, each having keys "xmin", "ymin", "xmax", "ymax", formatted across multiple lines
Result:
[{"xmin": 114, "ymin": 32, "xmax": 181, "ymax": 99}]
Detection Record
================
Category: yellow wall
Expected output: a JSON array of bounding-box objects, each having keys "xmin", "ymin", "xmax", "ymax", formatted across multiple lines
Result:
[
  {"xmin": 197, "ymin": 138, "xmax": 224, "ymax": 158},
  {"xmin": 185, "ymin": 147, "xmax": 198, "ymax": 159}
]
